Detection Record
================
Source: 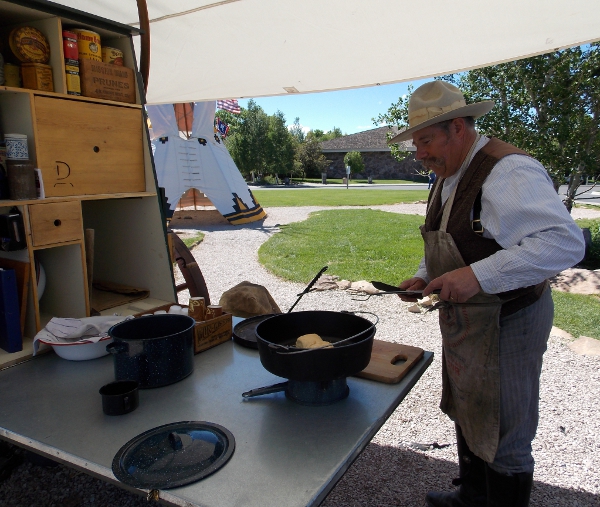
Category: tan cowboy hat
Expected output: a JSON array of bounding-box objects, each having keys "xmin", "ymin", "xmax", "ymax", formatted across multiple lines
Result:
[{"xmin": 389, "ymin": 81, "xmax": 495, "ymax": 143}]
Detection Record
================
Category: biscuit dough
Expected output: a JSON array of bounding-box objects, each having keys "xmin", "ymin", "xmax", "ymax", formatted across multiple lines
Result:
[{"xmin": 296, "ymin": 333, "xmax": 332, "ymax": 349}]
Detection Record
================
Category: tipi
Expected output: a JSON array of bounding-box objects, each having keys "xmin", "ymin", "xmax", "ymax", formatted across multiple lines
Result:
[{"xmin": 147, "ymin": 101, "xmax": 266, "ymax": 225}]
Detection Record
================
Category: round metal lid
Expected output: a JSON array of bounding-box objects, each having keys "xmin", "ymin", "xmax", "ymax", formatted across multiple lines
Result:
[
  {"xmin": 112, "ymin": 421, "xmax": 235, "ymax": 489},
  {"xmin": 232, "ymin": 314, "xmax": 275, "ymax": 349}
]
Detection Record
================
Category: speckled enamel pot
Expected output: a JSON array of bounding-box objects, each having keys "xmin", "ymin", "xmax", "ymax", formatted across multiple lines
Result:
[{"xmin": 107, "ymin": 315, "xmax": 195, "ymax": 389}]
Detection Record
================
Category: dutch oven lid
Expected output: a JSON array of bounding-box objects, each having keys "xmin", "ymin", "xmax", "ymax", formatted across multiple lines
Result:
[
  {"xmin": 112, "ymin": 421, "xmax": 235, "ymax": 489},
  {"xmin": 232, "ymin": 314, "xmax": 275, "ymax": 349}
]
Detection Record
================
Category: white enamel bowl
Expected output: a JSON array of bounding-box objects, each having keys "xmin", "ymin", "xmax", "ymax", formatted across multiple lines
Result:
[{"xmin": 40, "ymin": 336, "xmax": 113, "ymax": 361}]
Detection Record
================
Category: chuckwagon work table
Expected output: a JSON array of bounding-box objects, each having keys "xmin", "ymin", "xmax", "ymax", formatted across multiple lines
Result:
[{"xmin": 0, "ymin": 340, "xmax": 433, "ymax": 507}]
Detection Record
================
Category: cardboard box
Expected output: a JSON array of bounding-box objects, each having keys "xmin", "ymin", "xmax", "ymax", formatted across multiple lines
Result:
[
  {"xmin": 21, "ymin": 63, "xmax": 54, "ymax": 92},
  {"xmin": 193, "ymin": 312, "xmax": 232, "ymax": 354},
  {"xmin": 79, "ymin": 59, "xmax": 136, "ymax": 103}
]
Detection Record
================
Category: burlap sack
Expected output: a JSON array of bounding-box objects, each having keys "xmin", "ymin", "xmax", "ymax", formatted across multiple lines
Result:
[{"xmin": 218, "ymin": 281, "xmax": 282, "ymax": 318}]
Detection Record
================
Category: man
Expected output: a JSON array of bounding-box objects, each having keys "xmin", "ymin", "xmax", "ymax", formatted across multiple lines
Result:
[
  {"xmin": 428, "ymin": 171, "xmax": 437, "ymax": 189},
  {"xmin": 389, "ymin": 81, "xmax": 585, "ymax": 507}
]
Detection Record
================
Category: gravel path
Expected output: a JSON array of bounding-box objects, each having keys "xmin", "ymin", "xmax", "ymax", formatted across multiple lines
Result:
[{"xmin": 1, "ymin": 204, "xmax": 599, "ymax": 506}]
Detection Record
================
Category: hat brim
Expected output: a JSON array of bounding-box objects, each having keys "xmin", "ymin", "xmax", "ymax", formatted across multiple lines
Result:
[{"xmin": 388, "ymin": 101, "xmax": 495, "ymax": 144}]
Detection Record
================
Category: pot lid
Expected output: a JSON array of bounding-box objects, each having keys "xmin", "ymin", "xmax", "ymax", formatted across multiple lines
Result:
[
  {"xmin": 112, "ymin": 421, "xmax": 235, "ymax": 489},
  {"xmin": 232, "ymin": 314, "xmax": 275, "ymax": 349}
]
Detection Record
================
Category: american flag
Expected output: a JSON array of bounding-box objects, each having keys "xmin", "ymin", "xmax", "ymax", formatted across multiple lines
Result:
[{"xmin": 216, "ymin": 99, "xmax": 241, "ymax": 114}]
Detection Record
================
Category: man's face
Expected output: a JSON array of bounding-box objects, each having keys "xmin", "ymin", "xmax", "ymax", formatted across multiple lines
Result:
[{"xmin": 411, "ymin": 121, "xmax": 464, "ymax": 179}]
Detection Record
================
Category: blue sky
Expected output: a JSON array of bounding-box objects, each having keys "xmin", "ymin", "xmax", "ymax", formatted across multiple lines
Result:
[{"xmin": 237, "ymin": 79, "xmax": 429, "ymax": 136}]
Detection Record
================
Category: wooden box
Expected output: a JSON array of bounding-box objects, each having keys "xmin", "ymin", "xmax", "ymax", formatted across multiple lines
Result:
[
  {"xmin": 132, "ymin": 303, "xmax": 232, "ymax": 354},
  {"xmin": 193, "ymin": 313, "xmax": 232, "ymax": 354},
  {"xmin": 79, "ymin": 59, "xmax": 136, "ymax": 104}
]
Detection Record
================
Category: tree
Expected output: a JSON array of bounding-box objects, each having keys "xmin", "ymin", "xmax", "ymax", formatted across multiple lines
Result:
[
  {"xmin": 225, "ymin": 100, "xmax": 295, "ymax": 179},
  {"xmin": 289, "ymin": 117, "xmax": 305, "ymax": 143},
  {"xmin": 445, "ymin": 44, "xmax": 600, "ymax": 211},
  {"xmin": 343, "ymin": 151, "xmax": 364, "ymax": 178},
  {"xmin": 372, "ymin": 85, "xmax": 417, "ymax": 169},
  {"xmin": 376, "ymin": 45, "xmax": 600, "ymax": 211},
  {"xmin": 265, "ymin": 110, "xmax": 295, "ymax": 176},
  {"xmin": 307, "ymin": 127, "xmax": 344, "ymax": 141},
  {"xmin": 296, "ymin": 137, "xmax": 330, "ymax": 178}
]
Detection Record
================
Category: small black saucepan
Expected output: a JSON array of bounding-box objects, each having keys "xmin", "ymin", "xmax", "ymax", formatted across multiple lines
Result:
[{"xmin": 255, "ymin": 310, "xmax": 377, "ymax": 382}]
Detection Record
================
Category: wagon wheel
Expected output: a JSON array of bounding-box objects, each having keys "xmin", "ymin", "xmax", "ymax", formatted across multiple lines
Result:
[{"xmin": 170, "ymin": 232, "xmax": 211, "ymax": 305}]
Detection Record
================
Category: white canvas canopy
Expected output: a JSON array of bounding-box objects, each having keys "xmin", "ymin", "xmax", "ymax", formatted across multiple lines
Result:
[
  {"xmin": 147, "ymin": 101, "xmax": 266, "ymax": 224},
  {"xmin": 52, "ymin": 0, "xmax": 600, "ymax": 105}
]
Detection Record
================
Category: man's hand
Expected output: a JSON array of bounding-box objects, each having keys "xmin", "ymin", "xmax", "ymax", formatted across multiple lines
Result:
[
  {"xmin": 398, "ymin": 277, "xmax": 427, "ymax": 302},
  {"xmin": 423, "ymin": 266, "xmax": 481, "ymax": 303}
]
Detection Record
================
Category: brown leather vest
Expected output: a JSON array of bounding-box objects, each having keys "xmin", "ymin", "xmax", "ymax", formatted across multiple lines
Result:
[{"xmin": 424, "ymin": 138, "xmax": 547, "ymax": 317}]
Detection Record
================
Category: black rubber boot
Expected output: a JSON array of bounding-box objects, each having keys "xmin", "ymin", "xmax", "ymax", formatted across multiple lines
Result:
[
  {"xmin": 425, "ymin": 425, "xmax": 487, "ymax": 507},
  {"xmin": 485, "ymin": 465, "xmax": 533, "ymax": 507}
]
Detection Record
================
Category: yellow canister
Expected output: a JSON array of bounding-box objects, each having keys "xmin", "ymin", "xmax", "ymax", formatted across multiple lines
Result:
[
  {"xmin": 4, "ymin": 63, "xmax": 21, "ymax": 87},
  {"xmin": 64, "ymin": 59, "xmax": 81, "ymax": 95},
  {"xmin": 102, "ymin": 46, "xmax": 124, "ymax": 66},
  {"xmin": 71, "ymin": 28, "xmax": 102, "ymax": 61}
]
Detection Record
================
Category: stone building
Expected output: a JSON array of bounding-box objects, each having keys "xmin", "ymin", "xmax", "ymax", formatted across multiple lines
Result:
[{"xmin": 319, "ymin": 126, "xmax": 426, "ymax": 181}]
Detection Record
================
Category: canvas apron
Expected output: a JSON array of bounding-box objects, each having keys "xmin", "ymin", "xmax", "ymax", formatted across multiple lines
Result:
[{"xmin": 421, "ymin": 183, "xmax": 502, "ymax": 463}]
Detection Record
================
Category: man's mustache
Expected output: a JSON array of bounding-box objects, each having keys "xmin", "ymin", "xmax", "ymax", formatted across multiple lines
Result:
[{"xmin": 422, "ymin": 157, "xmax": 445, "ymax": 170}]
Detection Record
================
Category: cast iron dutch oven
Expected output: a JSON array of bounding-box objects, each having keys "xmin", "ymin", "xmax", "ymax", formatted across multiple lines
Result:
[
  {"xmin": 254, "ymin": 310, "xmax": 376, "ymax": 382},
  {"xmin": 107, "ymin": 314, "xmax": 195, "ymax": 389}
]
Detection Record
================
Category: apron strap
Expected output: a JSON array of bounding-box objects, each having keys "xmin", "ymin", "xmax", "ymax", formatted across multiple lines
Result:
[{"xmin": 436, "ymin": 134, "xmax": 482, "ymax": 233}]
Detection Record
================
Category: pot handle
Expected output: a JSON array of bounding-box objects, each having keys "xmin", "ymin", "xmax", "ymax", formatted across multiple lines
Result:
[
  {"xmin": 242, "ymin": 382, "xmax": 288, "ymax": 398},
  {"xmin": 341, "ymin": 310, "xmax": 380, "ymax": 326},
  {"xmin": 106, "ymin": 342, "xmax": 128, "ymax": 355}
]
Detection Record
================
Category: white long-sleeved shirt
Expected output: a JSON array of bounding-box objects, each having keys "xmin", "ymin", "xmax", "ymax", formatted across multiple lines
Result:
[{"xmin": 415, "ymin": 137, "xmax": 586, "ymax": 294}]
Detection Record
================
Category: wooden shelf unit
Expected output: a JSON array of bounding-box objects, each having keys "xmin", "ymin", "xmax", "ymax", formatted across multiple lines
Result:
[{"xmin": 0, "ymin": 0, "xmax": 177, "ymax": 367}]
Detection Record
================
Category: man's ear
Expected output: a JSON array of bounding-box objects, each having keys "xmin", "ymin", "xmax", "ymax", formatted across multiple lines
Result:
[{"xmin": 451, "ymin": 117, "xmax": 467, "ymax": 138}]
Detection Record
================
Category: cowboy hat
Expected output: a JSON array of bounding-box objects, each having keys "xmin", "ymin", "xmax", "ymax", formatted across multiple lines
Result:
[{"xmin": 389, "ymin": 81, "xmax": 495, "ymax": 143}]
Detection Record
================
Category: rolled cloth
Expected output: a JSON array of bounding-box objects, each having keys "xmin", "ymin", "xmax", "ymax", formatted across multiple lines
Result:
[{"xmin": 219, "ymin": 281, "xmax": 282, "ymax": 317}]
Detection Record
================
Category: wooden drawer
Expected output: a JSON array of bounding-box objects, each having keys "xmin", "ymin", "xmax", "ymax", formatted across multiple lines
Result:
[
  {"xmin": 34, "ymin": 96, "xmax": 145, "ymax": 197},
  {"xmin": 28, "ymin": 201, "xmax": 83, "ymax": 246}
]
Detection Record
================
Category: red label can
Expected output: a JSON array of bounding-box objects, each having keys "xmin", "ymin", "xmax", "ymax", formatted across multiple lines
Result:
[{"xmin": 62, "ymin": 30, "xmax": 79, "ymax": 60}]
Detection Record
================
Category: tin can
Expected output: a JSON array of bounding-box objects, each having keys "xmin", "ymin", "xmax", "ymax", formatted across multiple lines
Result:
[
  {"xmin": 21, "ymin": 62, "xmax": 53, "ymax": 92},
  {"xmin": 71, "ymin": 28, "xmax": 102, "ymax": 61},
  {"xmin": 188, "ymin": 297, "xmax": 206, "ymax": 321},
  {"xmin": 64, "ymin": 58, "xmax": 81, "ymax": 95},
  {"xmin": 102, "ymin": 46, "xmax": 124, "ymax": 66},
  {"xmin": 62, "ymin": 30, "xmax": 79, "ymax": 60},
  {"xmin": 9, "ymin": 26, "xmax": 50, "ymax": 64},
  {"xmin": 4, "ymin": 63, "xmax": 21, "ymax": 87},
  {"xmin": 205, "ymin": 305, "xmax": 223, "ymax": 320},
  {"xmin": 7, "ymin": 160, "xmax": 36, "ymax": 200}
]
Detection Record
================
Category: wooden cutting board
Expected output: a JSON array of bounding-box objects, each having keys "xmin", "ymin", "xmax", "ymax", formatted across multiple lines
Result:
[{"xmin": 355, "ymin": 340, "xmax": 424, "ymax": 384}]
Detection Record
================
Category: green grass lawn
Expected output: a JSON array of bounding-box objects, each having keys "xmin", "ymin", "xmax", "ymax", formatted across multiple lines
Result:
[
  {"xmin": 299, "ymin": 178, "xmax": 422, "ymax": 185},
  {"xmin": 252, "ymin": 189, "xmax": 430, "ymax": 207},
  {"xmin": 258, "ymin": 209, "xmax": 424, "ymax": 283},
  {"xmin": 181, "ymin": 231, "xmax": 205, "ymax": 248},
  {"xmin": 257, "ymin": 204, "xmax": 600, "ymax": 340},
  {"xmin": 552, "ymin": 291, "xmax": 600, "ymax": 339}
]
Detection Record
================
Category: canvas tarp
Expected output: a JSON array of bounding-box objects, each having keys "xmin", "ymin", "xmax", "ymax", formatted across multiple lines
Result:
[
  {"xmin": 50, "ymin": 1, "xmax": 600, "ymax": 105},
  {"xmin": 147, "ymin": 101, "xmax": 266, "ymax": 225}
]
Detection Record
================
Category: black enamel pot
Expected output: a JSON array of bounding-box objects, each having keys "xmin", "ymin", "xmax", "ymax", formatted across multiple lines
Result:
[
  {"xmin": 255, "ymin": 311, "xmax": 376, "ymax": 382},
  {"xmin": 107, "ymin": 315, "xmax": 195, "ymax": 389}
]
